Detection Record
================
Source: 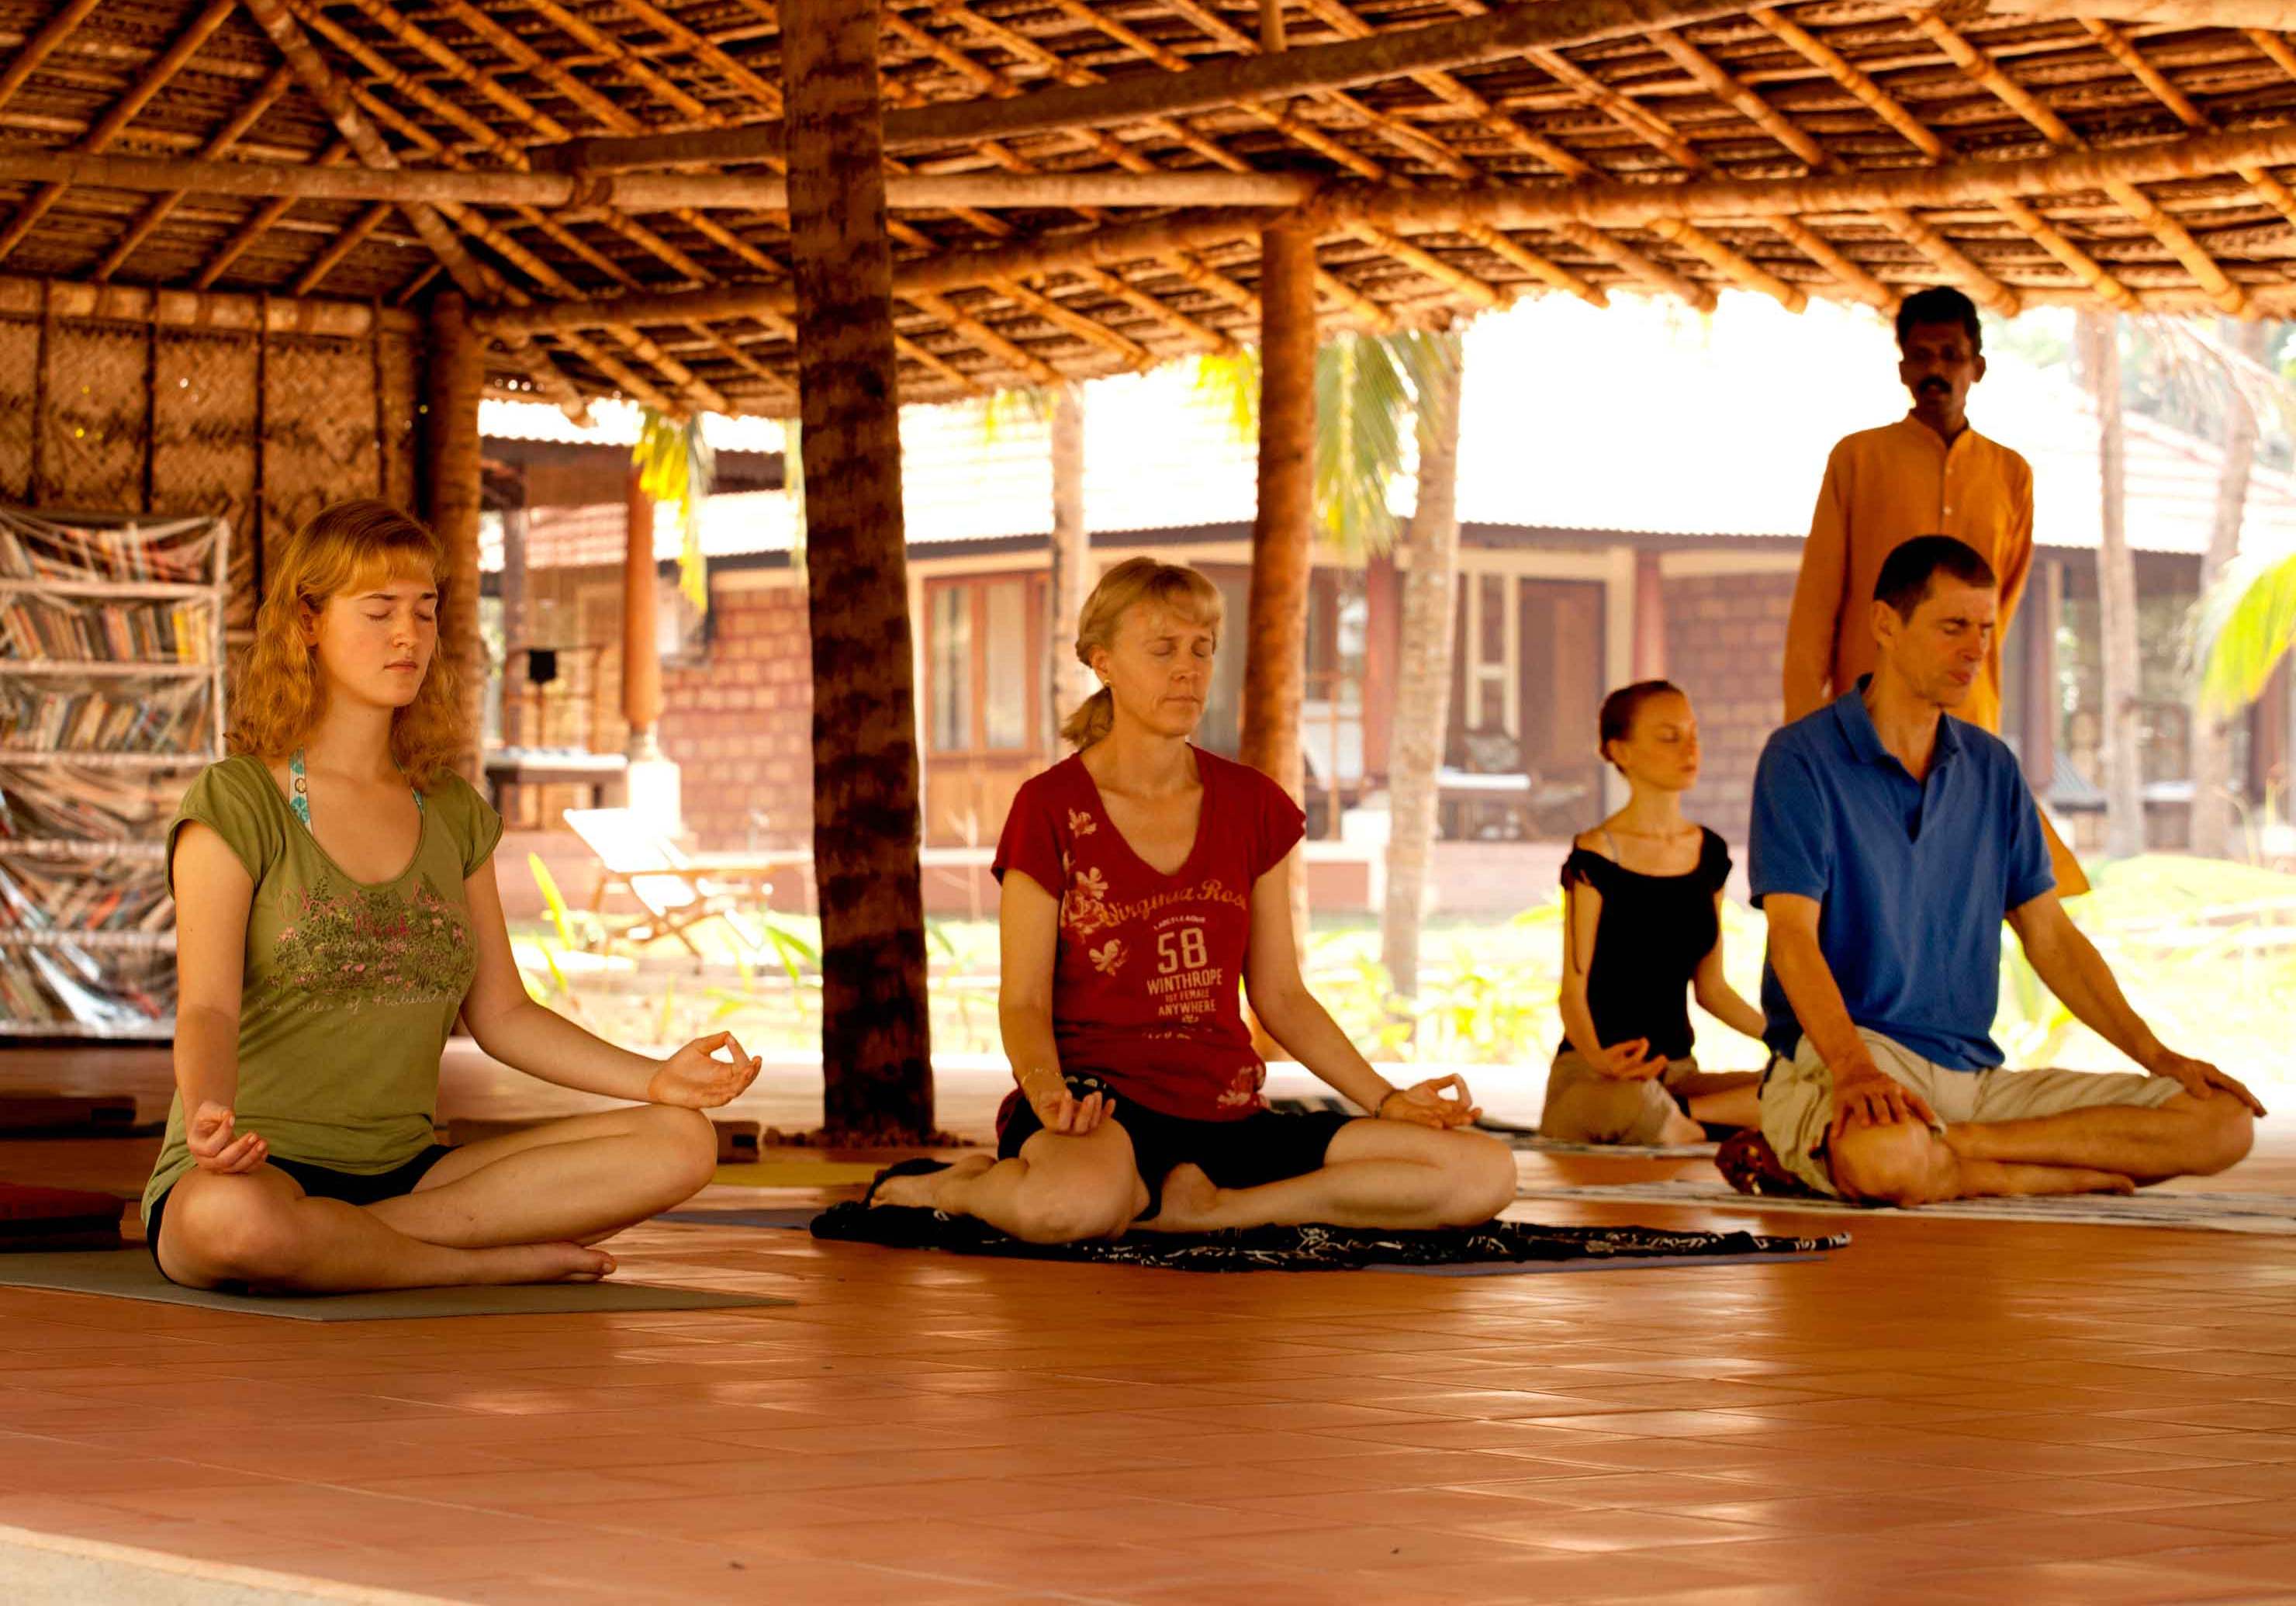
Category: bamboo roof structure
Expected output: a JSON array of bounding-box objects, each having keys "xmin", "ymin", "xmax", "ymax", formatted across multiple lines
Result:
[{"xmin": 11, "ymin": 0, "xmax": 2296, "ymax": 414}]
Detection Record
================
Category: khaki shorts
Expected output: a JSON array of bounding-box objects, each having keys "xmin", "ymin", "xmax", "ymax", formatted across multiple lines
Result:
[
  {"xmin": 1540, "ymin": 1048, "xmax": 1701, "ymax": 1145},
  {"xmin": 1760, "ymin": 1026, "xmax": 2180, "ymax": 1197}
]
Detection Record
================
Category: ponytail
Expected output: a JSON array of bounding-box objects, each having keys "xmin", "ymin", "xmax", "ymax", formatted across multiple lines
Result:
[{"xmin": 1060, "ymin": 686, "xmax": 1115, "ymax": 749}]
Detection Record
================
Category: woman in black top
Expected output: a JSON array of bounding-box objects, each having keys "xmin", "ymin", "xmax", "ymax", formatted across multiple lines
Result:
[{"xmin": 1544, "ymin": 681, "xmax": 1769, "ymax": 1145}]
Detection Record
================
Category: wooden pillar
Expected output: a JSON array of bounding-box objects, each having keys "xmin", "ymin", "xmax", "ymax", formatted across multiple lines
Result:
[
  {"xmin": 621, "ymin": 462, "xmax": 662, "ymax": 756},
  {"xmin": 1631, "ymin": 549, "xmax": 1667, "ymax": 682},
  {"xmin": 423, "ymin": 290, "xmax": 485, "ymax": 782},
  {"xmin": 1239, "ymin": 220, "xmax": 1317, "ymax": 812},
  {"xmin": 782, "ymin": 0, "xmax": 933, "ymax": 1144},
  {"xmin": 500, "ymin": 500, "xmax": 528, "ymax": 750}
]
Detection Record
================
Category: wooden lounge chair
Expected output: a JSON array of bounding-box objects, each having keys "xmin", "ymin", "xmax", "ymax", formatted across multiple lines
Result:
[{"xmin": 561, "ymin": 808, "xmax": 808, "ymax": 957}]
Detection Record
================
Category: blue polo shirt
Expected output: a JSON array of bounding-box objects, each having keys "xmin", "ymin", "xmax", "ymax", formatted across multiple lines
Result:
[{"xmin": 1749, "ymin": 682, "xmax": 2055, "ymax": 1071}]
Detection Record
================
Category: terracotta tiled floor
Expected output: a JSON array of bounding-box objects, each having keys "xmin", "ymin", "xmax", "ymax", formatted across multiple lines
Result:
[{"xmin": 2, "ymin": 1047, "xmax": 2294, "ymax": 1604}]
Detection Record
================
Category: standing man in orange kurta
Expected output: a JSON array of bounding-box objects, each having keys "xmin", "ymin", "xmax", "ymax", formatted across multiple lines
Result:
[{"xmin": 1786, "ymin": 287, "xmax": 2086, "ymax": 893}]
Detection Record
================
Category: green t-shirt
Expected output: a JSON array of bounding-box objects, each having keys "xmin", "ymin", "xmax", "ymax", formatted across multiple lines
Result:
[{"xmin": 142, "ymin": 754, "xmax": 503, "ymax": 1223}]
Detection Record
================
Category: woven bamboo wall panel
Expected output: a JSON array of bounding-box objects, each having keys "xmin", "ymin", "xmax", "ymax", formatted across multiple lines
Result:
[
  {"xmin": 261, "ymin": 334, "xmax": 379, "ymax": 579},
  {"xmin": 152, "ymin": 327, "xmax": 261, "ymax": 628},
  {"xmin": 40, "ymin": 321, "xmax": 147, "ymax": 513},
  {"xmin": 0, "ymin": 318, "xmax": 36, "ymax": 504},
  {"xmin": 379, "ymin": 331, "xmax": 420, "ymax": 513}
]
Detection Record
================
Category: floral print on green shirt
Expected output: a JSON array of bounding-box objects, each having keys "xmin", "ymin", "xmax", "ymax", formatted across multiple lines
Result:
[{"xmin": 271, "ymin": 870, "xmax": 475, "ymax": 1012}]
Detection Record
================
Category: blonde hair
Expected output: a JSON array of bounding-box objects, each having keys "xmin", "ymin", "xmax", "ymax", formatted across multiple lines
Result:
[
  {"xmin": 230, "ymin": 500, "xmax": 466, "ymax": 791},
  {"xmin": 1060, "ymin": 556, "xmax": 1225, "ymax": 749}
]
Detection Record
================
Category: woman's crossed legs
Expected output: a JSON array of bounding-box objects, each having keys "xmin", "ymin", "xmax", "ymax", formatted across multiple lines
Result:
[
  {"xmin": 155, "ymin": 1104, "xmax": 718, "ymax": 1293},
  {"xmin": 880, "ymin": 1109, "xmax": 1519, "ymax": 1244}
]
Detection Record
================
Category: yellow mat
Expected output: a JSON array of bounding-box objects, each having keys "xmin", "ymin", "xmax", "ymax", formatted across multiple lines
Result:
[{"xmin": 711, "ymin": 1161, "xmax": 887, "ymax": 1189}]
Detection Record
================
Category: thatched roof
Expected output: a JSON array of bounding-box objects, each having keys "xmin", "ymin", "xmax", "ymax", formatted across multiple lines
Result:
[{"xmin": 7, "ymin": 0, "xmax": 2296, "ymax": 414}]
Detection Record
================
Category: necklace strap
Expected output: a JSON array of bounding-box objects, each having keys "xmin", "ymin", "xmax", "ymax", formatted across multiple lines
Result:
[{"xmin": 288, "ymin": 748, "xmax": 422, "ymax": 828}]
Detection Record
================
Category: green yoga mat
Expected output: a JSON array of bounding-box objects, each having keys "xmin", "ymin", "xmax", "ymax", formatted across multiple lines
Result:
[{"xmin": 0, "ymin": 1250, "xmax": 790, "ymax": 1322}]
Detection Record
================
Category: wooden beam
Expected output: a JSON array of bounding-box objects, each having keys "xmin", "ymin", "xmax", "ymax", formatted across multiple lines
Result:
[
  {"xmin": 0, "ymin": 146, "xmax": 1325, "ymax": 213},
  {"xmin": 470, "ymin": 120, "xmax": 2296, "ymax": 336},
  {"xmin": 1987, "ymin": 0, "xmax": 2296, "ymax": 25},
  {"xmin": 1326, "ymin": 123, "xmax": 2296, "ymax": 228},
  {"xmin": 0, "ymin": 270, "xmax": 420, "ymax": 334},
  {"xmin": 542, "ymin": 0, "xmax": 1762, "ymax": 171},
  {"xmin": 476, "ymin": 209, "xmax": 1288, "ymax": 334}
]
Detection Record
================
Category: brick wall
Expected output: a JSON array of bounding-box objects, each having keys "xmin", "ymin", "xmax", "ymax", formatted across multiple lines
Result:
[
  {"xmin": 1663, "ymin": 569, "xmax": 1796, "ymax": 843},
  {"xmin": 659, "ymin": 580, "xmax": 816, "ymax": 850}
]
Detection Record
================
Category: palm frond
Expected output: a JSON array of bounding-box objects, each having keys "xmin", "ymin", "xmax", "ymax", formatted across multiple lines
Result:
[
  {"xmin": 1188, "ymin": 348, "xmax": 1260, "ymax": 443},
  {"xmin": 632, "ymin": 408, "xmax": 714, "ymax": 613},
  {"xmin": 2197, "ymin": 545, "xmax": 2296, "ymax": 717}
]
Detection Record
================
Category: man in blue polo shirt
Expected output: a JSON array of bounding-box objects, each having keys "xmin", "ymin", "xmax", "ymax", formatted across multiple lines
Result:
[{"xmin": 1749, "ymin": 535, "xmax": 2260, "ymax": 1205}]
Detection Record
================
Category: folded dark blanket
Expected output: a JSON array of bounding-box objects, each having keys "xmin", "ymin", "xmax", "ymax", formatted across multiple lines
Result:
[
  {"xmin": 809, "ymin": 1203, "xmax": 1845, "ymax": 1272},
  {"xmin": 0, "ymin": 1182, "xmax": 127, "ymax": 1251}
]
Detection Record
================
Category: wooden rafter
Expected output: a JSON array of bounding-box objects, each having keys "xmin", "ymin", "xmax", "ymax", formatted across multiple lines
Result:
[
  {"xmin": 928, "ymin": 1, "xmax": 1392, "ymax": 341},
  {"xmin": 0, "ymin": 0, "xmax": 234, "ymax": 265},
  {"xmin": 0, "ymin": 0, "xmax": 102, "ymax": 116},
  {"xmin": 881, "ymin": 7, "xmax": 1246, "ymax": 353},
  {"xmin": 2081, "ymin": 17, "xmax": 2296, "ymax": 234},
  {"xmin": 192, "ymin": 138, "xmax": 349, "ymax": 289},
  {"xmin": 1749, "ymin": 6, "xmax": 2132, "ymax": 313},
  {"xmin": 91, "ymin": 64, "xmax": 293, "ymax": 282},
  {"xmin": 513, "ymin": 0, "xmax": 1040, "ymax": 393},
  {"xmin": 548, "ymin": 0, "xmax": 1759, "ymax": 170},
  {"xmin": 319, "ymin": 0, "xmax": 797, "ymax": 408},
  {"xmin": 346, "ymin": 86, "xmax": 735, "ymax": 417},
  {"xmin": 1902, "ymin": 7, "xmax": 2251, "ymax": 317},
  {"xmin": 236, "ymin": 0, "xmax": 591, "ymax": 419}
]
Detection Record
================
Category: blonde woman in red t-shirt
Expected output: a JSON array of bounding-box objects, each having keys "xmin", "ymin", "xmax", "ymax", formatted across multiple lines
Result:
[{"xmin": 870, "ymin": 559, "xmax": 1517, "ymax": 1240}]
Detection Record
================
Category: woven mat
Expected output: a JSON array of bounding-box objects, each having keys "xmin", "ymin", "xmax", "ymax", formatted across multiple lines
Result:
[
  {"xmin": 1513, "ymin": 1179, "xmax": 2296, "ymax": 1234},
  {"xmin": 806, "ymin": 1202, "xmax": 1843, "ymax": 1272}
]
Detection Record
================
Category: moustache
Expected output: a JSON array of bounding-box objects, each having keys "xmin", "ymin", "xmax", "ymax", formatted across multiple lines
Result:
[{"xmin": 1917, "ymin": 379, "xmax": 1950, "ymax": 393}]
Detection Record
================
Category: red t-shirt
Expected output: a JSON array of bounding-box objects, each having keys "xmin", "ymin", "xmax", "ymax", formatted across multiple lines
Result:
[{"xmin": 992, "ymin": 746, "xmax": 1305, "ymax": 1123}]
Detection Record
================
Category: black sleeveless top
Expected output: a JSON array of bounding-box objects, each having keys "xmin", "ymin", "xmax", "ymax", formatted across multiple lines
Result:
[{"xmin": 1561, "ymin": 827, "xmax": 1731, "ymax": 1062}]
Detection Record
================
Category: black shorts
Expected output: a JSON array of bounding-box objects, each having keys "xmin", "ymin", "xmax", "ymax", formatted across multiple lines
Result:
[
  {"xmin": 145, "ymin": 1144, "xmax": 455, "ymax": 1278},
  {"xmin": 996, "ymin": 1075, "xmax": 1352, "ymax": 1218}
]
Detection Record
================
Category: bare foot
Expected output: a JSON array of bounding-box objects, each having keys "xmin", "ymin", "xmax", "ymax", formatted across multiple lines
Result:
[
  {"xmin": 1657, "ymin": 1108, "xmax": 1708, "ymax": 1146},
  {"xmin": 485, "ymin": 1242, "xmax": 615, "ymax": 1284},
  {"xmin": 1134, "ymin": 1164, "xmax": 1220, "ymax": 1233},
  {"xmin": 870, "ymin": 1155, "xmax": 991, "ymax": 1210}
]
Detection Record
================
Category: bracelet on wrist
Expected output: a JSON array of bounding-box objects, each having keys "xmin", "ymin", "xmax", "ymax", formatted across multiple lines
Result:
[{"xmin": 1374, "ymin": 1087, "xmax": 1401, "ymax": 1116}]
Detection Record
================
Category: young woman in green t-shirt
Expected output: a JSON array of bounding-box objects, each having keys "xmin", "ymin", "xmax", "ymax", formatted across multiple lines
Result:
[{"xmin": 147, "ymin": 500, "xmax": 761, "ymax": 1293}]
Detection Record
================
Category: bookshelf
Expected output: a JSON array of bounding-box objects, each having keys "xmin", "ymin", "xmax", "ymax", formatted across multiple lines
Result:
[{"xmin": 0, "ymin": 507, "xmax": 230, "ymax": 1040}]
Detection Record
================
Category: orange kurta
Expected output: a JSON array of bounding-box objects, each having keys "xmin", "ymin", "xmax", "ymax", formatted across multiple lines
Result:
[{"xmin": 1783, "ymin": 415, "xmax": 2034, "ymax": 732}]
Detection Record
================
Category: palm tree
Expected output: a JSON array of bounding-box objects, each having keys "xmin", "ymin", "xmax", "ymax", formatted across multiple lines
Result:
[
  {"xmin": 2080, "ymin": 310, "xmax": 2147, "ymax": 859},
  {"xmin": 2190, "ymin": 319, "xmax": 2268, "ymax": 860},
  {"xmin": 1381, "ymin": 334, "xmax": 1464, "ymax": 1008},
  {"xmin": 1048, "ymin": 382, "xmax": 1093, "ymax": 746},
  {"xmin": 1192, "ymin": 328, "xmax": 1465, "ymax": 1000}
]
